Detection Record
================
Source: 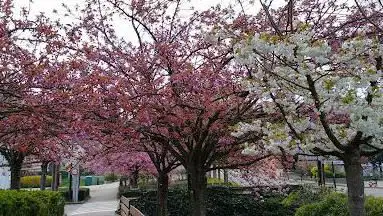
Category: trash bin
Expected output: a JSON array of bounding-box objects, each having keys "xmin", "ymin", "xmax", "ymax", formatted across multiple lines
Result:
[{"xmin": 84, "ymin": 176, "xmax": 92, "ymax": 186}]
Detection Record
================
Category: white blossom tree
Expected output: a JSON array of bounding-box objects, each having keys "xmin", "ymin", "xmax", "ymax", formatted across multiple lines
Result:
[{"xmin": 232, "ymin": 1, "xmax": 383, "ymax": 215}]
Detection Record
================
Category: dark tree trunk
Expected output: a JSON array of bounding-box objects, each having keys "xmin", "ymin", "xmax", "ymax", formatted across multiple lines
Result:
[
  {"xmin": 51, "ymin": 164, "xmax": 60, "ymax": 191},
  {"xmin": 40, "ymin": 161, "xmax": 49, "ymax": 190},
  {"xmin": 10, "ymin": 159, "xmax": 23, "ymax": 190},
  {"xmin": 321, "ymin": 163, "xmax": 325, "ymax": 185},
  {"xmin": 223, "ymin": 169, "xmax": 228, "ymax": 183},
  {"xmin": 129, "ymin": 170, "xmax": 139, "ymax": 188},
  {"xmin": 317, "ymin": 160, "xmax": 322, "ymax": 186},
  {"xmin": 344, "ymin": 149, "xmax": 365, "ymax": 216},
  {"xmin": 69, "ymin": 173, "xmax": 72, "ymax": 200},
  {"xmin": 188, "ymin": 165, "xmax": 207, "ymax": 216},
  {"xmin": 157, "ymin": 172, "xmax": 169, "ymax": 216},
  {"xmin": 0, "ymin": 150, "xmax": 25, "ymax": 190},
  {"xmin": 51, "ymin": 164, "xmax": 56, "ymax": 190},
  {"xmin": 56, "ymin": 164, "xmax": 60, "ymax": 187},
  {"xmin": 187, "ymin": 173, "xmax": 192, "ymax": 191},
  {"xmin": 8, "ymin": 151, "xmax": 25, "ymax": 190}
]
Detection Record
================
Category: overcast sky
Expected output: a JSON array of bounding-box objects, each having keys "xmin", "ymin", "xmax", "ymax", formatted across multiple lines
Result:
[
  {"xmin": 13, "ymin": 0, "xmax": 285, "ymax": 43},
  {"xmin": 15, "ymin": 0, "xmax": 286, "ymax": 18}
]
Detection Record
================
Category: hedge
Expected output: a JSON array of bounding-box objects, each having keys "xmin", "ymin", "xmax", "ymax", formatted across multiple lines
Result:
[
  {"xmin": 0, "ymin": 190, "xmax": 65, "ymax": 216},
  {"xmin": 20, "ymin": 176, "xmax": 53, "ymax": 188},
  {"xmin": 284, "ymin": 186, "xmax": 383, "ymax": 216},
  {"xmin": 282, "ymin": 185, "xmax": 333, "ymax": 210},
  {"xmin": 59, "ymin": 188, "xmax": 90, "ymax": 202},
  {"xmin": 310, "ymin": 165, "xmax": 346, "ymax": 178},
  {"xmin": 105, "ymin": 173, "xmax": 119, "ymax": 182},
  {"xmin": 207, "ymin": 177, "xmax": 240, "ymax": 187},
  {"xmin": 128, "ymin": 186, "xmax": 294, "ymax": 216},
  {"xmin": 294, "ymin": 193, "xmax": 348, "ymax": 216}
]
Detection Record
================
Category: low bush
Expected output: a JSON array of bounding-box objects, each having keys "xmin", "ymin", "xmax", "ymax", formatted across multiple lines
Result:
[
  {"xmin": 129, "ymin": 186, "xmax": 294, "ymax": 216},
  {"xmin": 59, "ymin": 188, "xmax": 90, "ymax": 202},
  {"xmin": 294, "ymin": 192, "xmax": 348, "ymax": 216},
  {"xmin": 105, "ymin": 173, "xmax": 118, "ymax": 182},
  {"xmin": 282, "ymin": 185, "xmax": 333, "ymax": 210},
  {"xmin": 20, "ymin": 176, "xmax": 52, "ymax": 188},
  {"xmin": 207, "ymin": 177, "xmax": 240, "ymax": 187},
  {"xmin": 310, "ymin": 165, "xmax": 345, "ymax": 178},
  {"xmin": 119, "ymin": 188, "xmax": 145, "ymax": 198},
  {"xmin": 294, "ymin": 192, "xmax": 383, "ymax": 216},
  {"xmin": 365, "ymin": 196, "xmax": 383, "ymax": 216},
  {"xmin": 0, "ymin": 190, "xmax": 65, "ymax": 216}
]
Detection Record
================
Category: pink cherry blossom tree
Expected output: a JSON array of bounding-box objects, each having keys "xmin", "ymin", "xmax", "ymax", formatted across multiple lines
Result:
[
  {"xmin": 57, "ymin": 0, "xmax": 278, "ymax": 215},
  {"xmin": 0, "ymin": 0, "xmax": 87, "ymax": 189}
]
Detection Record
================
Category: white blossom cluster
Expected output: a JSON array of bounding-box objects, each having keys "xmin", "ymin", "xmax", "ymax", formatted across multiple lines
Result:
[{"xmin": 234, "ymin": 28, "xmax": 383, "ymax": 154}]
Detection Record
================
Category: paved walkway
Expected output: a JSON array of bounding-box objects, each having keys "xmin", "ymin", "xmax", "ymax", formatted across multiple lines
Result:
[
  {"xmin": 229, "ymin": 171, "xmax": 383, "ymax": 197},
  {"xmin": 292, "ymin": 179, "xmax": 383, "ymax": 197},
  {"xmin": 65, "ymin": 182, "xmax": 120, "ymax": 216}
]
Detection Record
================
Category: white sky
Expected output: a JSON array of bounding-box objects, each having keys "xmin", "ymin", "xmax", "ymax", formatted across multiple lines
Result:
[
  {"xmin": 13, "ymin": 0, "xmax": 285, "ymax": 43},
  {"xmin": 15, "ymin": 0, "xmax": 286, "ymax": 20},
  {"xmin": 15, "ymin": 0, "xmax": 252, "ymax": 17}
]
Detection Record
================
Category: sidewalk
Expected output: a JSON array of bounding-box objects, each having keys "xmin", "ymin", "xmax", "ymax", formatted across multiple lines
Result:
[
  {"xmin": 293, "ymin": 180, "xmax": 383, "ymax": 197},
  {"xmin": 295, "ymin": 179, "xmax": 383, "ymax": 188},
  {"xmin": 65, "ymin": 182, "xmax": 119, "ymax": 216}
]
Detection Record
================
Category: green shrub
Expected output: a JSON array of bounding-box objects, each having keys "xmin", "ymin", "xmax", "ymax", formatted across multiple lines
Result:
[
  {"xmin": 282, "ymin": 185, "xmax": 333, "ymax": 210},
  {"xmin": 129, "ymin": 186, "xmax": 294, "ymax": 216},
  {"xmin": 310, "ymin": 165, "xmax": 345, "ymax": 178},
  {"xmin": 0, "ymin": 190, "xmax": 65, "ymax": 216},
  {"xmin": 207, "ymin": 177, "xmax": 240, "ymax": 187},
  {"xmin": 20, "ymin": 176, "xmax": 52, "ymax": 188},
  {"xmin": 59, "ymin": 188, "xmax": 90, "ymax": 202},
  {"xmin": 258, "ymin": 195, "xmax": 295, "ymax": 216},
  {"xmin": 295, "ymin": 192, "xmax": 348, "ymax": 216},
  {"xmin": 130, "ymin": 189, "xmax": 190, "ymax": 216},
  {"xmin": 119, "ymin": 188, "xmax": 145, "ymax": 198},
  {"xmin": 105, "ymin": 173, "xmax": 118, "ymax": 182},
  {"xmin": 294, "ymin": 192, "xmax": 383, "ymax": 216},
  {"xmin": 365, "ymin": 196, "xmax": 383, "ymax": 216}
]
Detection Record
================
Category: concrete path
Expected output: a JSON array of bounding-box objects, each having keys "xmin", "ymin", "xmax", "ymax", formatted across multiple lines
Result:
[
  {"xmin": 292, "ymin": 179, "xmax": 383, "ymax": 197},
  {"xmin": 65, "ymin": 182, "xmax": 120, "ymax": 216}
]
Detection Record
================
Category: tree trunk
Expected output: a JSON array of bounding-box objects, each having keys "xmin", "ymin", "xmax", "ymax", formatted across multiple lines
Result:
[
  {"xmin": 157, "ymin": 172, "xmax": 169, "ymax": 216},
  {"xmin": 188, "ymin": 166, "xmax": 207, "ymax": 216},
  {"xmin": 69, "ymin": 173, "xmax": 72, "ymax": 200},
  {"xmin": 51, "ymin": 163, "xmax": 59, "ymax": 191},
  {"xmin": 56, "ymin": 164, "xmax": 60, "ymax": 187},
  {"xmin": 223, "ymin": 169, "xmax": 228, "ymax": 183},
  {"xmin": 51, "ymin": 164, "xmax": 56, "ymax": 190},
  {"xmin": 129, "ymin": 170, "xmax": 139, "ymax": 188},
  {"xmin": 40, "ymin": 161, "xmax": 49, "ymax": 190},
  {"xmin": 9, "ymin": 151, "xmax": 25, "ymax": 190},
  {"xmin": 317, "ymin": 160, "xmax": 322, "ymax": 186},
  {"xmin": 321, "ymin": 163, "xmax": 325, "ymax": 186},
  {"xmin": 0, "ymin": 150, "xmax": 25, "ymax": 190},
  {"xmin": 10, "ymin": 159, "xmax": 23, "ymax": 190},
  {"xmin": 344, "ymin": 149, "xmax": 365, "ymax": 216}
]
